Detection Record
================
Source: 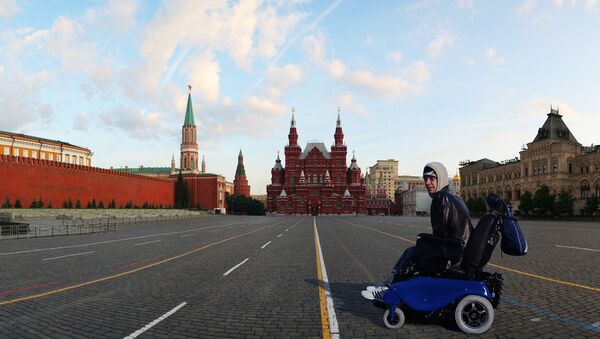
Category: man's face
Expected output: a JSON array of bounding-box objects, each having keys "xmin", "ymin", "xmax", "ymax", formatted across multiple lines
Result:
[{"xmin": 424, "ymin": 176, "xmax": 437, "ymax": 193}]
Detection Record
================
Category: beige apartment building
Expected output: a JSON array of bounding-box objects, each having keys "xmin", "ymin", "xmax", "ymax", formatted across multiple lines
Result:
[
  {"xmin": 364, "ymin": 159, "xmax": 399, "ymax": 200},
  {"xmin": 459, "ymin": 107, "xmax": 600, "ymax": 215}
]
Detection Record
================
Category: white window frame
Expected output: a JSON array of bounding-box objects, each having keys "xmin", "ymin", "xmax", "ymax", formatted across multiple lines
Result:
[
  {"xmin": 23, "ymin": 150, "xmax": 28, "ymax": 157},
  {"xmin": 3, "ymin": 147, "xmax": 8, "ymax": 156}
]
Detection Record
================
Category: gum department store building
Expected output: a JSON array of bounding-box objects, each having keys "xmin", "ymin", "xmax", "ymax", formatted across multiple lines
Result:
[{"xmin": 459, "ymin": 107, "xmax": 600, "ymax": 215}]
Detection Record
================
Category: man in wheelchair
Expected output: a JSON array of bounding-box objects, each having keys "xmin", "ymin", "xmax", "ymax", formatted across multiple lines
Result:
[{"xmin": 362, "ymin": 161, "xmax": 474, "ymax": 300}]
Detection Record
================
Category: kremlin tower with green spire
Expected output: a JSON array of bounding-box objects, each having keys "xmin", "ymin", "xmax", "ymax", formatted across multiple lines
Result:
[{"xmin": 180, "ymin": 85, "xmax": 199, "ymax": 173}]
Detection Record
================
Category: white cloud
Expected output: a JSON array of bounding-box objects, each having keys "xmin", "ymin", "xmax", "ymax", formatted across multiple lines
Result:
[
  {"xmin": 246, "ymin": 96, "xmax": 287, "ymax": 116},
  {"xmin": 348, "ymin": 61, "xmax": 430, "ymax": 100},
  {"xmin": 456, "ymin": 0, "xmax": 475, "ymax": 8},
  {"xmin": 338, "ymin": 93, "xmax": 370, "ymax": 117},
  {"xmin": 254, "ymin": 4, "xmax": 306, "ymax": 60},
  {"xmin": 516, "ymin": 97, "xmax": 576, "ymax": 120},
  {"xmin": 0, "ymin": 0, "xmax": 19, "ymax": 19},
  {"xmin": 387, "ymin": 51, "xmax": 404, "ymax": 63},
  {"xmin": 86, "ymin": 0, "xmax": 140, "ymax": 31},
  {"xmin": 265, "ymin": 64, "xmax": 303, "ymax": 89},
  {"xmin": 586, "ymin": 0, "xmax": 599, "ymax": 10},
  {"xmin": 183, "ymin": 51, "xmax": 221, "ymax": 103},
  {"xmin": 484, "ymin": 47, "xmax": 505, "ymax": 65},
  {"xmin": 74, "ymin": 112, "xmax": 88, "ymax": 130},
  {"xmin": 130, "ymin": 0, "xmax": 306, "ymax": 103},
  {"xmin": 328, "ymin": 59, "xmax": 346, "ymax": 79},
  {"xmin": 554, "ymin": 0, "xmax": 565, "ymax": 6},
  {"xmin": 302, "ymin": 32, "xmax": 327, "ymax": 64},
  {"xmin": 516, "ymin": 0, "xmax": 537, "ymax": 15},
  {"xmin": 0, "ymin": 68, "xmax": 53, "ymax": 131},
  {"xmin": 100, "ymin": 106, "xmax": 173, "ymax": 139},
  {"xmin": 0, "ymin": 64, "xmax": 4, "ymax": 75},
  {"xmin": 427, "ymin": 31, "xmax": 455, "ymax": 58}
]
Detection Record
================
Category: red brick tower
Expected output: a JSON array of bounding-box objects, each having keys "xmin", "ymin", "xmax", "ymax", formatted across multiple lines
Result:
[
  {"xmin": 180, "ymin": 85, "xmax": 198, "ymax": 173},
  {"xmin": 234, "ymin": 149, "xmax": 250, "ymax": 196}
]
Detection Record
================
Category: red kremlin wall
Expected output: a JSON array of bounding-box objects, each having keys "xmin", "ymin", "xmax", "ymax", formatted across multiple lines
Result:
[{"xmin": 0, "ymin": 155, "xmax": 174, "ymax": 208}]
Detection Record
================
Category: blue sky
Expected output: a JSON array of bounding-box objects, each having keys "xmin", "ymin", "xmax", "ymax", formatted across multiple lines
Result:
[{"xmin": 1, "ymin": 0, "xmax": 599, "ymax": 194}]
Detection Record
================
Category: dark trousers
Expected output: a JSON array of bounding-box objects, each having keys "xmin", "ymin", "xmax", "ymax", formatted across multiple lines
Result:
[{"xmin": 384, "ymin": 246, "xmax": 416, "ymax": 285}]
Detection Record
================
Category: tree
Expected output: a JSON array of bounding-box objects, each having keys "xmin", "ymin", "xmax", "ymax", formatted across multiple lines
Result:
[
  {"xmin": 75, "ymin": 200, "xmax": 82, "ymax": 209},
  {"xmin": 518, "ymin": 191, "xmax": 534, "ymax": 216},
  {"xmin": 2, "ymin": 197, "xmax": 11, "ymax": 208},
  {"xmin": 14, "ymin": 199, "xmax": 22, "ymax": 208},
  {"xmin": 174, "ymin": 171, "xmax": 190, "ymax": 208},
  {"xmin": 225, "ymin": 193, "xmax": 265, "ymax": 215},
  {"xmin": 109, "ymin": 199, "xmax": 116, "ymax": 209},
  {"xmin": 584, "ymin": 196, "xmax": 600, "ymax": 217},
  {"xmin": 466, "ymin": 197, "xmax": 487, "ymax": 216},
  {"xmin": 47, "ymin": 202, "xmax": 53, "ymax": 209},
  {"xmin": 554, "ymin": 190, "xmax": 575, "ymax": 217},
  {"xmin": 533, "ymin": 185, "xmax": 555, "ymax": 216},
  {"xmin": 67, "ymin": 198, "xmax": 73, "ymax": 208},
  {"xmin": 29, "ymin": 200, "xmax": 38, "ymax": 208},
  {"xmin": 91, "ymin": 198, "xmax": 97, "ymax": 209},
  {"xmin": 98, "ymin": 200, "xmax": 105, "ymax": 209}
]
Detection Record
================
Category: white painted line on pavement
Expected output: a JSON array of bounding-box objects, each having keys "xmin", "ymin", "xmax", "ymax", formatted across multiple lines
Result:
[
  {"xmin": 261, "ymin": 241, "xmax": 272, "ymax": 249},
  {"xmin": 0, "ymin": 221, "xmax": 256, "ymax": 256},
  {"xmin": 285, "ymin": 228, "xmax": 289, "ymax": 232},
  {"xmin": 124, "ymin": 301, "xmax": 187, "ymax": 338},
  {"xmin": 134, "ymin": 240, "xmax": 162, "ymax": 246},
  {"xmin": 277, "ymin": 234, "xmax": 283, "ymax": 238},
  {"xmin": 554, "ymin": 245, "xmax": 600, "ymax": 252},
  {"xmin": 223, "ymin": 258, "xmax": 249, "ymax": 276},
  {"xmin": 42, "ymin": 251, "xmax": 94, "ymax": 261},
  {"xmin": 180, "ymin": 234, "xmax": 195, "ymax": 238}
]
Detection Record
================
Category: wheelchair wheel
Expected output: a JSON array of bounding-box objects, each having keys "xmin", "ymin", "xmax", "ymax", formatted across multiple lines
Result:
[
  {"xmin": 455, "ymin": 295, "xmax": 494, "ymax": 334},
  {"xmin": 383, "ymin": 308, "xmax": 405, "ymax": 329}
]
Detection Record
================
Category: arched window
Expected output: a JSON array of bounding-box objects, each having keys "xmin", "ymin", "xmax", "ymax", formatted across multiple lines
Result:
[
  {"xmin": 595, "ymin": 183, "xmax": 600, "ymax": 198},
  {"xmin": 313, "ymin": 174, "xmax": 317, "ymax": 183},
  {"xmin": 581, "ymin": 182, "xmax": 590, "ymax": 199},
  {"xmin": 337, "ymin": 174, "xmax": 342, "ymax": 183},
  {"xmin": 290, "ymin": 174, "xmax": 295, "ymax": 185}
]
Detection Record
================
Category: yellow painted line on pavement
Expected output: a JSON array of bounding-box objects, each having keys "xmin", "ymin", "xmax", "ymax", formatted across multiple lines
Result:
[
  {"xmin": 335, "ymin": 217, "xmax": 600, "ymax": 293},
  {"xmin": 314, "ymin": 218, "xmax": 331, "ymax": 339},
  {"xmin": 0, "ymin": 226, "xmax": 271, "ymax": 306},
  {"xmin": 337, "ymin": 218, "xmax": 415, "ymax": 244},
  {"xmin": 487, "ymin": 263, "xmax": 600, "ymax": 292}
]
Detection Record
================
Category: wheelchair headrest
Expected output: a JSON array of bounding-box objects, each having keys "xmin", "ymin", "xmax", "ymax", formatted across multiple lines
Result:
[{"xmin": 486, "ymin": 193, "xmax": 505, "ymax": 211}]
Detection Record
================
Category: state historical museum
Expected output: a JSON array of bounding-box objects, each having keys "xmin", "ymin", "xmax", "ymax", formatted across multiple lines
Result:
[{"xmin": 266, "ymin": 112, "xmax": 366, "ymax": 215}]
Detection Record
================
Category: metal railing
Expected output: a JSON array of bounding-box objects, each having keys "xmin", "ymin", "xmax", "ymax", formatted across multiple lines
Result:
[{"xmin": 0, "ymin": 213, "xmax": 208, "ymax": 240}]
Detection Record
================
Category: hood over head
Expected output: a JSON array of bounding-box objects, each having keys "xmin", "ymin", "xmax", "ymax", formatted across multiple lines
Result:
[{"xmin": 423, "ymin": 161, "xmax": 449, "ymax": 194}]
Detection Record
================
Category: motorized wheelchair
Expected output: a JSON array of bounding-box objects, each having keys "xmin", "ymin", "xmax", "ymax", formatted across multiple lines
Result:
[{"xmin": 377, "ymin": 194, "xmax": 509, "ymax": 334}]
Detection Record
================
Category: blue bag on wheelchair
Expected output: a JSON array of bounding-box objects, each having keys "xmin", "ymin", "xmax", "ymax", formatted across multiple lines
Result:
[{"xmin": 500, "ymin": 215, "xmax": 527, "ymax": 256}]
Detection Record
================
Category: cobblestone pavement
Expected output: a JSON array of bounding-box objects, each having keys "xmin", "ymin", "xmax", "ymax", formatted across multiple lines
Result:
[{"xmin": 0, "ymin": 215, "xmax": 598, "ymax": 338}]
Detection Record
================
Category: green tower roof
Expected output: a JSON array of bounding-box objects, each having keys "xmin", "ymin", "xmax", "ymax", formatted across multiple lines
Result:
[{"xmin": 184, "ymin": 93, "xmax": 195, "ymax": 126}]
